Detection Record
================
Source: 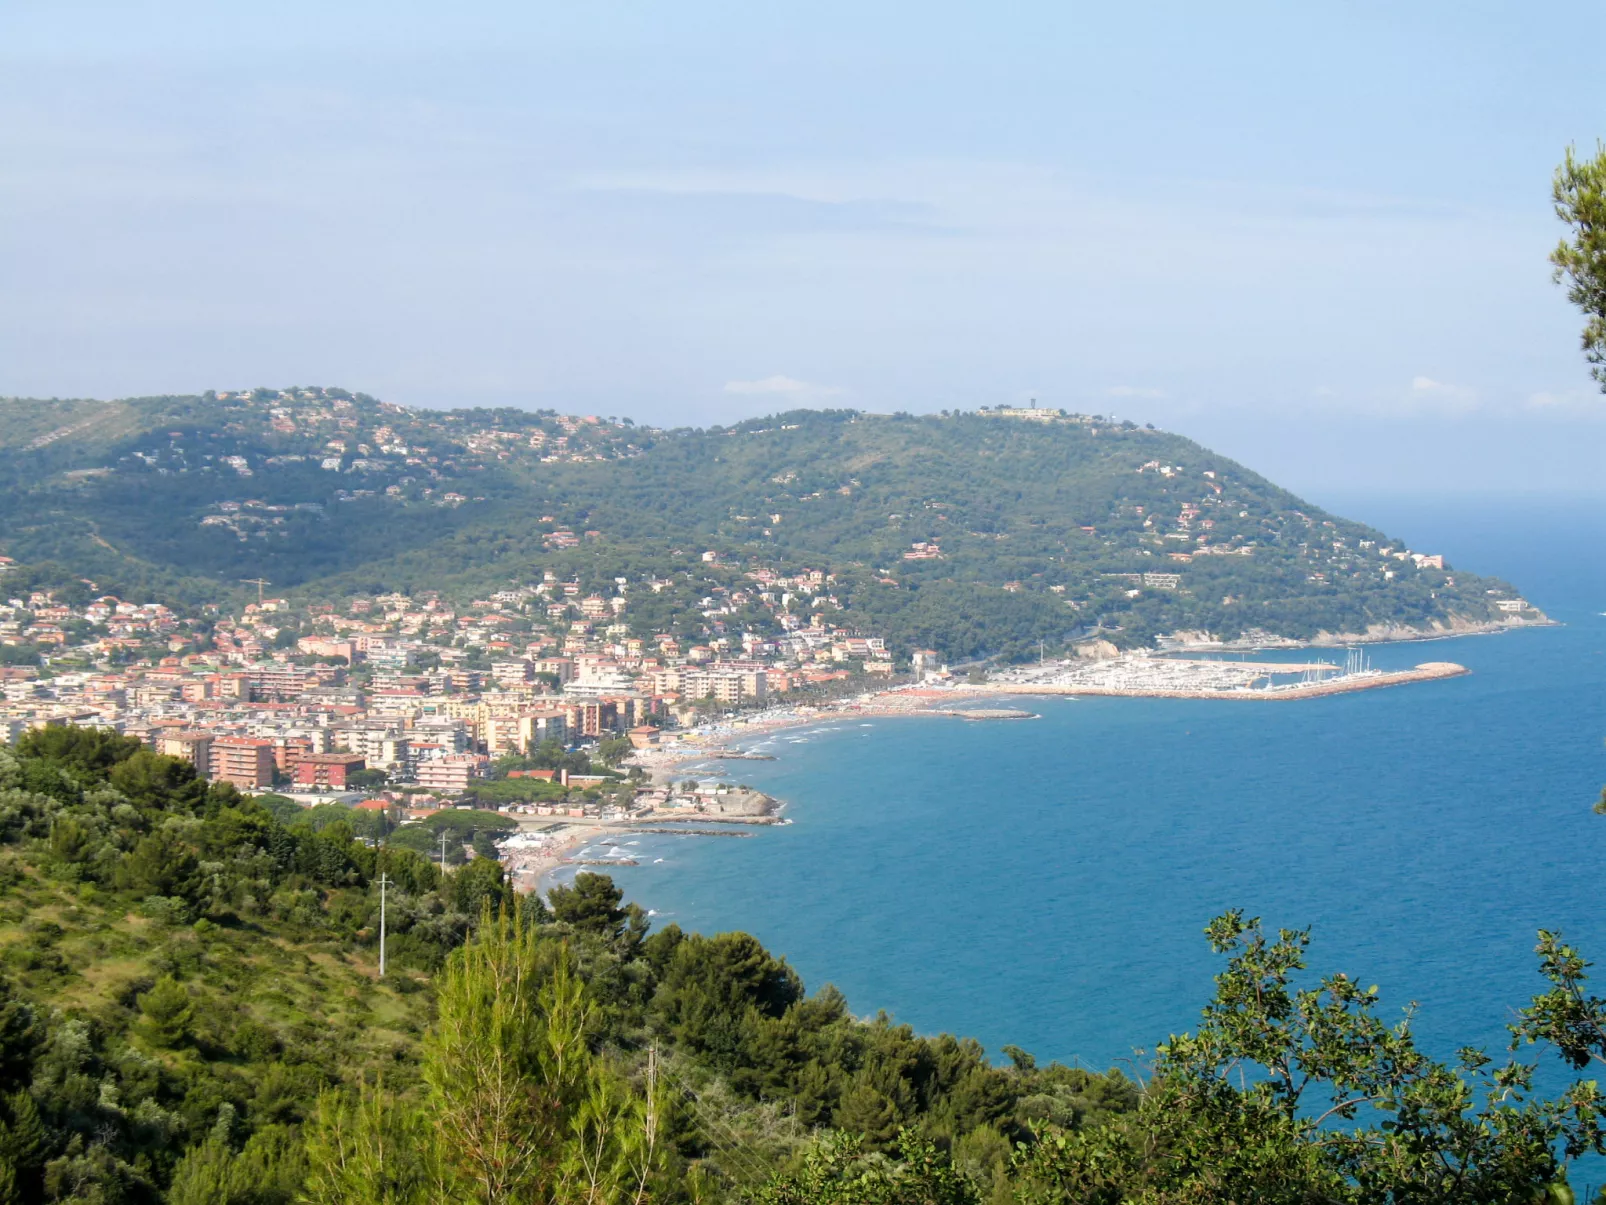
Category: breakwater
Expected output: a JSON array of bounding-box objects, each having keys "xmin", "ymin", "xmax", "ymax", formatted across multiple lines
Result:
[
  {"xmin": 928, "ymin": 707, "xmax": 1037, "ymax": 720},
  {"xmin": 627, "ymin": 827, "xmax": 754, "ymax": 838}
]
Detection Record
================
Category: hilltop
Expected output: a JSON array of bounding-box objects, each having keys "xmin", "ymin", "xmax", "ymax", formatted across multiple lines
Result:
[{"xmin": 0, "ymin": 388, "xmax": 1543, "ymax": 661}]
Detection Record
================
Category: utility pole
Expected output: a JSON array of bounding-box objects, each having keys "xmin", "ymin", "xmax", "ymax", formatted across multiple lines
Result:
[
  {"xmin": 377, "ymin": 871, "xmax": 391, "ymax": 978},
  {"xmin": 645, "ymin": 1042, "xmax": 658, "ymax": 1147}
]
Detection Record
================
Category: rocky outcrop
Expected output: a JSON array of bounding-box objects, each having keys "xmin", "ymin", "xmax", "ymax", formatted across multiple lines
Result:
[
  {"xmin": 699, "ymin": 787, "xmax": 777, "ymax": 817},
  {"xmin": 1073, "ymin": 638, "xmax": 1121, "ymax": 660},
  {"xmin": 1157, "ymin": 610, "xmax": 1552, "ymax": 652}
]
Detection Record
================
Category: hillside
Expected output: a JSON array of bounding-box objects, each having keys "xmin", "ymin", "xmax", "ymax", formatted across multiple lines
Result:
[
  {"xmin": 0, "ymin": 389, "xmax": 1542, "ymax": 659},
  {"xmin": 0, "ymin": 725, "xmax": 1600, "ymax": 1204},
  {"xmin": 0, "ymin": 725, "xmax": 1142, "ymax": 1203}
]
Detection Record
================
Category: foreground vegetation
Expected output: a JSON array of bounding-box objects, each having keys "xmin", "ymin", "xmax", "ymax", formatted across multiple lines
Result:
[{"xmin": 2, "ymin": 725, "xmax": 1606, "ymax": 1204}]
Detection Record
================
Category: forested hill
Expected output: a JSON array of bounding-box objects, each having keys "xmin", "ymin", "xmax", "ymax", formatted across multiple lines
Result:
[
  {"xmin": 0, "ymin": 725, "xmax": 1599, "ymax": 1204},
  {"xmin": 0, "ymin": 389, "xmax": 1539, "ymax": 657}
]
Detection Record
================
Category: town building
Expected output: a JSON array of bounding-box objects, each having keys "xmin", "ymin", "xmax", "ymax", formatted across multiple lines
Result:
[
  {"xmin": 293, "ymin": 752, "xmax": 368, "ymax": 790},
  {"xmin": 209, "ymin": 737, "xmax": 277, "ymax": 790}
]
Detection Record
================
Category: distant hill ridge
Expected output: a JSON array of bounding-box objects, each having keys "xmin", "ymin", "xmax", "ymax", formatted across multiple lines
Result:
[{"xmin": 0, "ymin": 387, "xmax": 1541, "ymax": 659}]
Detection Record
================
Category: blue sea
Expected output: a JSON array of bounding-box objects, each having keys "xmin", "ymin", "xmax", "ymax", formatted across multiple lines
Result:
[{"xmin": 598, "ymin": 493, "xmax": 1606, "ymax": 1073}]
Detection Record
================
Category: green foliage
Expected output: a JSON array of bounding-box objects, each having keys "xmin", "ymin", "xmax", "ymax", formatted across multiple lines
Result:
[
  {"xmin": 6, "ymin": 726, "xmax": 1605, "ymax": 1205},
  {"xmin": 756, "ymin": 1130, "xmax": 979, "ymax": 1205},
  {"xmin": 301, "ymin": 913, "xmax": 662, "ymax": 1205},
  {"xmin": 137, "ymin": 975, "xmax": 194, "ymax": 1047},
  {"xmin": 1009, "ymin": 911, "xmax": 1591, "ymax": 1205},
  {"xmin": 547, "ymin": 873, "xmax": 629, "ymax": 941},
  {"xmin": 299, "ymin": 1079, "xmax": 438, "ymax": 1205},
  {"xmin": 167, "ymin": 1127, "xmax": 305, "ymax": 1205},
  {"xmin": 15, "ymin": 726, "xmax": 143, "ymax": 775},
  {"xmin": 596, "ymin": 737, "xmax": 635, "ymax": 768},
  {"xmin": 1553, "ymin": 141, "xmax": 1606, "ymax": 391},
  {"xmin": 0, "ymin": 393, "xmax": 1527, "ymax": 658},
  {"xmin": 0, "ymin": 725, "xmax": 506, "ymax": 1200}
]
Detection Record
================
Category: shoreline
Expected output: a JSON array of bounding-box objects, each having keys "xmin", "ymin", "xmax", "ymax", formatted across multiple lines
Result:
[{"xmin": 528, "ymin": 618, "xmax": 1550, "ymax": 893}]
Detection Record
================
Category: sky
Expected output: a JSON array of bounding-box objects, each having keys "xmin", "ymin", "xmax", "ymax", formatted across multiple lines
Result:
[{"xmin": 2, "ymin": 1, "xmax": 1603, "ymax": 496}]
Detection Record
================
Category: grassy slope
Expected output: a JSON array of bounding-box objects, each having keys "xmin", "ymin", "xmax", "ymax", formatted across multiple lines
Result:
[{"xmin": 0, "ymin": 855, "xmax": 431, "ymax": 1088}]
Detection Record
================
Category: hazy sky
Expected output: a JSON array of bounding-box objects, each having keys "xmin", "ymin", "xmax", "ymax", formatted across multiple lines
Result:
[{"xmin": 2, "ymin": 1, "xmax": 1603, "ymax": 495}]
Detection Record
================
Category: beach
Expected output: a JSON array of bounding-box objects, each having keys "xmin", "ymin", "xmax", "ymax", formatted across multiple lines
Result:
[{"xmin": 517, "ymin": 635, "xmax": 1499, "ymax": 896}]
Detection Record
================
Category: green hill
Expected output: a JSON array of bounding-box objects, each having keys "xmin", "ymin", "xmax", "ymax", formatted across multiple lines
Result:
[
  {"xmin": 0, "ymin": 389, "xmax": 1539, "ymax": 658},
  {"xmin": 0, "ymin": 725, "xmax": 1601, "ymax": 1204},
  {"xmin": 0, "ymin": 726, "xmax": 1139, "ymax": 1203}
]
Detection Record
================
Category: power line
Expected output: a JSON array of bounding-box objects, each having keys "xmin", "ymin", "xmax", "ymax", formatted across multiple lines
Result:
[{"xmin": 656, "ymin": 1064, "xmax": 775, "ymax": 1187}]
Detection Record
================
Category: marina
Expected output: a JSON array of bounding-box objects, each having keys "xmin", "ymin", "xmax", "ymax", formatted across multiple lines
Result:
[{"xmin": 982, "ymin": 651, "xmax": 1468, "ymax": 700}]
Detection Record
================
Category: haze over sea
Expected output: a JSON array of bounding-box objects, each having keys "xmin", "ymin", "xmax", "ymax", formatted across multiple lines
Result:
[{"xmin": 603, "ymin": 494, "xmax": 1606, "ymax": 1070}]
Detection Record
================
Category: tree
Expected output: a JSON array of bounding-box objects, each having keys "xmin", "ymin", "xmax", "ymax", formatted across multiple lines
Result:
[
  {"xmin": 168, "ymin": 1129, "xmax": 307, "ymax": 1205},
  {"xmin": 137, "ymin": 976, "xmax": 193, "ymax": 1047},
  {"xmin": 14, "ymin": 725, "xmax": 142, "ymax": 774},
  {"xmin": 123, "ymin": 827, "xmax": 200, "ymax": 898},
  {"xmin": 300, "ymin": 1080, "xmax": 436, "ymax": 1205},
  {"xmin": 834, "ymin": 1084, "xmax": 902, "ymax": 1153},
  {"xmin": 1553, "ymin": 142, "xmax": 1606, "ymax": 390},
  {"xmin": 446, "ymin": 856, "xmax": 510, "ymax": 918},
  {"xmin": 758, "ymin": 1130, "xmax": 978, "ymax": 1205},
  {"xmin": 548, "ymin": 873, "xmax": 627, "ymax": 941},
  {"xmin": 1513, "ymin": 928, "xmax": 1606, "ymax": 1075},
  {"xmin": 1011, "ymin": 912, "xmax": 1593, "ymax": 1204},
  {"xmin": 596, "ymin": 737, "xmax": 634, "ymax": 767},
  {"xmin": 109, "ymin": 750, "xmax": 206, "ymax": 811},
  {"xmin": 418, "ymin": 909, "xmax": 659, "ymax": 1204}
]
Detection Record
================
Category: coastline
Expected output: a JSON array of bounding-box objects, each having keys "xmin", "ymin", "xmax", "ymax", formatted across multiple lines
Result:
[
  {"xmin": 626, "ymin": 623, "xmax": 1516, "ymax": 764},
  {"xmin": 526, "ymin": 616, "xmax": 1550, "ymax": 895}
]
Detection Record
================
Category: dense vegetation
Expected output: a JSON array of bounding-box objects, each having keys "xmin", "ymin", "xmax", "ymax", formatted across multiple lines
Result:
[
  {"xmin": 0, "ymin": 393, "xmax": 1531, "ymax": 659},
  {"xmin": 0, "ymin": 726, "xmax": 1138, "ymax": 1202},
  {"xmin": 3, "ymin": 725, "xmax": 1606, "ymax": 1204}
]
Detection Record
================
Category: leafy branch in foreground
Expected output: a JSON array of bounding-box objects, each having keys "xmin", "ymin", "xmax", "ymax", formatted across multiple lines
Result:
[
  {"xmin": 1553, "ymin": 141, "xmax": 1606, "ymax": 391},
  {"xmin": 1514, "ymin": 930, "xmax": 1606, "ymax": 1077},
  {"xmin": 1006, "ymin": 912, "xmax": 1596, "ymax": 1204}
]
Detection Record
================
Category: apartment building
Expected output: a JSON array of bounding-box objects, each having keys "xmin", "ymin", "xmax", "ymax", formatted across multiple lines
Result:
[
  {"xmin": 415, "ymin": 754, "xmax": 489, "ymax": 793},
  {"xmin": 155, "ymin": 730, "xmax": 213, "ymax": 776},
  {"xmin": 294, "ymin": 751, "xmax": 367, "ymax": 790},
  {"xmin": 209, "ymin": 737, "xmax": 276, "ymax": 790}
]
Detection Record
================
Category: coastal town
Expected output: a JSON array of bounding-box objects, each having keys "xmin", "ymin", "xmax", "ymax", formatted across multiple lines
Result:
[
  {"xmin": 0, "ymin": 538, "xmax": 1520, "ymax": 891},
  {"xmin": 0, "ymin": 554, "xmax": 948, "ymax": 878}
]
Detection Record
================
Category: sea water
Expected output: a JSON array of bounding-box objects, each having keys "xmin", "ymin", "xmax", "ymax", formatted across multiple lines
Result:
[{"xmin": 602, "ymin": 494, "xmax": 1606, "ymax": 1071}]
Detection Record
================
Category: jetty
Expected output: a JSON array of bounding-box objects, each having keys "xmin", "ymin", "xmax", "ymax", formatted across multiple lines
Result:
[
  {"xmin": 928, "ymin": 706, "xmax": 1036, "ymax": 720},
  {"xmin": 626, "ymin": 827, "xmax": 754, "ymax": 838}
]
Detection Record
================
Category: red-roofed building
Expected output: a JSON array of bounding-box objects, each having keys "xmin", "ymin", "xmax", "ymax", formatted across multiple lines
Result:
[{"xmin": 294, "ymin": 752, "xmax": 367, "ymax": 789}]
